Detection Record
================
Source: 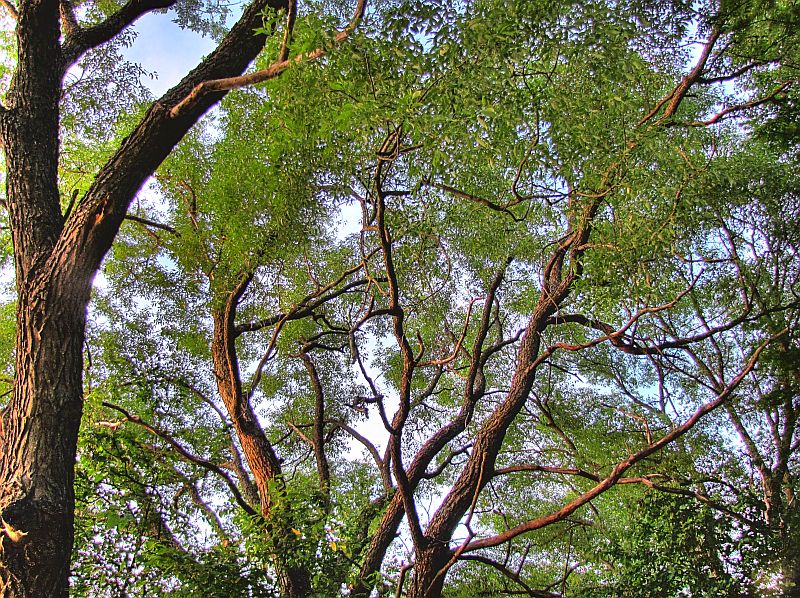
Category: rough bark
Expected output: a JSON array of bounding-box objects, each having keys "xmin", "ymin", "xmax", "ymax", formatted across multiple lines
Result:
[
  {"xmin": 0, "ymin": 2, "xmax": 85, "ymax": 594},
  {"xmin": 406, "ymin": 543, "xmax": 451, "ymax": 598},
  {"xmin": 0, "ymin": 281, "xmax": 89, "ymax": 597}
]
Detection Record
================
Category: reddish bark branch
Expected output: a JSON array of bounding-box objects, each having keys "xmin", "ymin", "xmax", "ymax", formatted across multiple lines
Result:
[
  {"xmin": 463, "ymin": 329, "xmax": 785, "ymax": 552},
  {"xmin": 0, "ymin": 0, "xmax": 17, "ymax": 19}
]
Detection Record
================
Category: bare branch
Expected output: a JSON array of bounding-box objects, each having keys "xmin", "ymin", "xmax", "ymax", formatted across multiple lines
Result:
[
  {"xmin": 423, "ymin": 444, "xmax": 472, "ymax": 479},
  {"xmin": 236, "ymin": 276, "xmax": 374, "ymax": 335},
  {"xmin": 638, "ymin": 27, "xmax": 721, "ymax": 126},
  {"xmin": 62, "ymin": 0, "xmax": 179, "ymax": 67},
  {"xmin": 696, "ymin": 61, "xmax": 768, "ymax": 84},
  {"xmin": 684, "ymin": 81, "xmax": 795, "ymax": 127},
  {"xmin": 123, "ymin": 214, "xmax": 179, "ymax": 236},
  {"xmin": 458, "ymin": 554, "xmax": 559, "ymax": 597},
  {"xmin": 544, "ymin": 276, "xmax": 701, "ymax": 355},
  {"xmin": 429, "ymin": 181, "xmax": 527, "ymax": 222},
  {"xmin": 419, "ymin": 298, "xmax": 480, "ymax": 367},
  {"xmin": 0, "ymin": 0, "xmax": 17, "ymax": 19},
  {"xmin": 494, "ymin": 464, "xmax": 600, "ymax": 482},
  {"xmin": 327, "ymin": 419, "xmax": 392, "ymax": 492}
]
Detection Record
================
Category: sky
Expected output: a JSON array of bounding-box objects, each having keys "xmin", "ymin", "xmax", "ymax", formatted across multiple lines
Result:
[{"xmin": 125, "ymin": 12, "xmax": 218, "ymax": 97}]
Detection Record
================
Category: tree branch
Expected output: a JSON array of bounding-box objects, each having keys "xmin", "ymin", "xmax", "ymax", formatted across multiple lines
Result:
[
  {"xmin": 278, "ymin": 0, "xmax": 296, "ymax": 62},
  {"xmin": 638, "ymin": 26, "xmax": 721, "ymax": 126},
  {"xmin": 0, "ymin": 0, "xmax": 17, "ymax": 19},
  {"xmin": 101, "ymin": 401, "xmax": 258, "ymax": 517},
  {"xmin": 327, "ymin": 419, "xmax": 392, "ymax": 492},
  {"xmin": 684, "ymin": 81, "xmax": 795, "ymax": 127},
  {"xmin": 298, "ymin": 351, "xmax": 331, "ymax": 494},
  {"xmin": 53, "ymin": 0, "xmax": 288, "ymax": 285},
  {"xmin": 419, "ymin": 298, "xmax": 479, "ymax": 367},
  {"xmin": 169, "ymin": 0, "xmax": 368, "ymax": 118},
  {"xmin": 59, "ymin": 0, "xmax": 80, "ymax": 37},
  {"xmin": 123, "ymin": 214, "xmax": 179, "ymax": 236},
  {"xmin": 61, "ymin": 0, "xmax": 178, "ymax": 67},
  {"xmin": 463, "ymin": 329, "xmax": 785, "ymax": 552},
  {"xmin": 458, "ymin": 554, "xmax": 560, "ymax": 597},
  {"xmin": 236, "ymin": 276, "xmax": 373, "ymax": 335}
]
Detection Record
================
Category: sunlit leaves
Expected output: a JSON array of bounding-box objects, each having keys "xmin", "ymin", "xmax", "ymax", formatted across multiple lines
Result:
[{"xmin": 64, "ymin": 0, "xmax": 800, "ymax": 594}]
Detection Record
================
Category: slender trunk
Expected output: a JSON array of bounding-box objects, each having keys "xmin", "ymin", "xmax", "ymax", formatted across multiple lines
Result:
[
  {"xmin": 211, "ymin": 292, "xmax": 310, "ymax": 598},
  {"xmin": 405, "ymin": 211, "xmax": 596, "ymax": 596}
]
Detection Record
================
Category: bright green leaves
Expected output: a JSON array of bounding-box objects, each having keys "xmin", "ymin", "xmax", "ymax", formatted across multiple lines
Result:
[
  {"xmin": 67, "ymin": 0, "xmax": 800, "ymax": 595},
  {"xmin": 598, "ymin": 492, "xmax": 751, "ymax": 596}
]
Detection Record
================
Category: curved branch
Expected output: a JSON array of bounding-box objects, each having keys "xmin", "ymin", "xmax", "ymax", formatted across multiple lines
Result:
[
  {"xmin": 0, "ymin": 0, "xmax": 17, "ymax": 19},
  {"xmin": 62, "ymin": 0, "xmax": 178, "ymax": 67},
  {"xmin": 123, "ymin": 214, "xmax": 179, "ymax": 236},
  {"xmin": 55, "ymin": 0, "xmax": 287, "ymax": 286},
  {"xmin": 423, "ymin": 444, "xmax": 472, "ymax": 479},
  {"xmin": 419, "ymin": 298, "xmax": 479, "ymax": 367},
  {"xmin": 236, "ymin": 276, "xmax": 373, "ymax": 335},
  {"xmin": 684, "ymin": 81, "xmax": 795, "ymax": 127},
  {"xmin": 458, "ymin": 554, "xmax": 560, "ymax": 597},
  {"xmin": 543, "ymin": 276, "xmax": 701, "ymax": 355},
  {"xmin": 327, "ymin": 419, "xmax": 392, "ymax": 492}
]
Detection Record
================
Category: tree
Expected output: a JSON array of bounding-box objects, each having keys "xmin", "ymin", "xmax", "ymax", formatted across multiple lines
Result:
[
  {"xmin": 0, "ymin": 0, "xmax": 366, "ymax": 594},
  {"xmin": 2, "ymin": 0, "xmax": 799, "ymax": 597}
]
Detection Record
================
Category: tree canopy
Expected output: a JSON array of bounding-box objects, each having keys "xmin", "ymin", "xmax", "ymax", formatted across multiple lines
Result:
[{"xmin": 0, "ymin": 0, "xmax": 798, "ymax": 596}]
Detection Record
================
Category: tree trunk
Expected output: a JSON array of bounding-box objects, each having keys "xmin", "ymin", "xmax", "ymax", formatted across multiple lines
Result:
[
  {"xmin": 406, "ymin": 543, "xmax": 451, "ymax": 598},
  {"xmin": 0, "ymin": 1, "xmax": 83, "ymax": 593},
  {"xmin": 211, "ymin": 289, "xmax": 310, "ymax": 597},
  {"xmin": 0, "ymin": 281, "xmax": 90, "ymax": 596}
]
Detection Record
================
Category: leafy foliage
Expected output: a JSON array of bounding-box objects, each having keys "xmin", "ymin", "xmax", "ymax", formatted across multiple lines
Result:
[{"xmin": 1, "ymin": 0, "xmax": 796, "ymax": 595}]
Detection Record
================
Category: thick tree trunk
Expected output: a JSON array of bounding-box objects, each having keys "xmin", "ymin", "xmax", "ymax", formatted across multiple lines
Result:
[
  {"xmin": 0, "ymin": 281, "xmax": 90, "ymax": 596},
  {"xmin": 406, "ymin": 543, "xmax": 450, "ymax": 598},
  {"xmin": 0, "ymin": 2, "xmax": 83, "ymax": 594}
]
